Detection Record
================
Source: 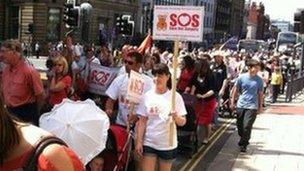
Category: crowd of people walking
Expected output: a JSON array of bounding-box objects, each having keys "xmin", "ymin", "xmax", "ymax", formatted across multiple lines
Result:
[{"xmin": 0, "ymin": 37, "xmax": 301, "ymax": 170}]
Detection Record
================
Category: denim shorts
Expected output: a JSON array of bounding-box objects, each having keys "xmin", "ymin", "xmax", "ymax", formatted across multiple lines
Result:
[{"xmin": 143, "ymin": 146, "xmax": 177, "ymax": 161}]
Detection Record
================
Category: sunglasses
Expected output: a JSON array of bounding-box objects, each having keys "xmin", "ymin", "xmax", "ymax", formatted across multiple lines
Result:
[
  {"xmin": 124, "ymin": 60, "xmax": 135, "ymax": 65},
  {"xmin": 55, "ymin": 63, "xmax": 63, "ymax": 66}
]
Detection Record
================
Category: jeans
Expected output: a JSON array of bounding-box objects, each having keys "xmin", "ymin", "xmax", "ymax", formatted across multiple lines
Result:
[{"xmin": 236, "ymin": 108, "xmax": 257, "ymax": 147}]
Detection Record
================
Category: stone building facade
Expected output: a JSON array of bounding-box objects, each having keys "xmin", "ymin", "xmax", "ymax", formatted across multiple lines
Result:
[{"xmin": 0, "ymin": 0, "xmax": 139, "ymax": 52}]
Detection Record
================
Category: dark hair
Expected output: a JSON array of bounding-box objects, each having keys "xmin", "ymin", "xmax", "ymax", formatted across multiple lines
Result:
[
  {"xmin": 183, "ymin": 55, "xmax": 195, "ymax": 69},
  {"xmin": 259, "ymin": 62, "xmax": 265, "ymax": 70},
  {"xmin": 196, "ymin": 58, "xmax": 212, "ymax": 78},
  {"xmin": 246, "ymin": 59, "xmax": 260, "ymax": 68},
  {"xmin": 152, "ymin": 53, "xmax": 161, "ymax": 64},
  {"xmin": 0, "ymin": 96, "xmax": 21, "ymax": 165},
  {"xmin": 127, "ymin": 51, "xmax": 144, "ymax": 64},
  {"xmin": 84, "ymin": 44, "xmax": 93, "ymax": 53},
  {"xmin": 46, "ymin": 58, "xmax": 54, "ymax": 69},
  {"xmin": 152, "ymin": 63, "xmax": 172, "ymax": 89},
  {"xmin": 202, "ymin": 54, "xmax": 211, "ymax": 61}
]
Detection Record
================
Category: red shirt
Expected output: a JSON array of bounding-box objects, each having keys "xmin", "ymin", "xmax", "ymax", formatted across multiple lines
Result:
[
  {"xmin": 49, "ymin": 75, "xmax": 72, "ymax": 106},
  {"xmin": 2, "ymin": 60, "xmax": 44, "ymax": 107},
  {"xmin": 177, "ymin": 68, "xmax": 195, "ymax": 92},
  {"xmin": 1, "ymin": 146, "xmax": 84, "ymax": 171}
]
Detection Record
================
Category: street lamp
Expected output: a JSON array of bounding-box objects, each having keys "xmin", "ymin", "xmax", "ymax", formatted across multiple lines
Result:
[{"xmin": 80, "ymin": 2, "xmax": 93, "ymax": 42}]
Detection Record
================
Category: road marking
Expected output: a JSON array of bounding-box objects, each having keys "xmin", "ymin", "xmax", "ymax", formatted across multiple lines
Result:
[{"xmin": 179, "ymin": 118, "xmax": 235, "ymax": 171}]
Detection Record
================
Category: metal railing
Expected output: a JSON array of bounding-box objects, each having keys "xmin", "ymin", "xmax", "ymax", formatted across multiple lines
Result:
[
  {"xmin": 285, "ymin": 76, "xmax": 304, "ymax": 102},
  {"xmin": 285, "ymin": 42, "xmax": 304, "ymax": 102}
]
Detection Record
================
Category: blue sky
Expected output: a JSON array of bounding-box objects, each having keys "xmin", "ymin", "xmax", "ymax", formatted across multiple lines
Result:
[{"xmin": 252, "ymin": 0, "xmax": 303, "ymax": 22}]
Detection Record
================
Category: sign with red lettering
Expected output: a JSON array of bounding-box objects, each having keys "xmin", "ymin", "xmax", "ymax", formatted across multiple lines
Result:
[
  {"xmin": 127, "ymin": 71, "xmax": 145, "ymax": 103},
  {"xmin": 153, "ymin": 6, "xmax": 204, "ymax": 42},
  {"xmin": 87, "ymin": 63, "xmax": 120, "ymax": 95}
]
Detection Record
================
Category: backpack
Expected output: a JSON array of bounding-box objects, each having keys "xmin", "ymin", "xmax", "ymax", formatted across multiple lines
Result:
[{"xmin": 23, "ymin": 136, "xmax": 67, "ymax": 171}]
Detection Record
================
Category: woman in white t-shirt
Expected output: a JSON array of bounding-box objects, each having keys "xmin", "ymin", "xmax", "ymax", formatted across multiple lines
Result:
[{"xmin": 135, "ymin": 63, "xmax": 187, "ymax": 171}]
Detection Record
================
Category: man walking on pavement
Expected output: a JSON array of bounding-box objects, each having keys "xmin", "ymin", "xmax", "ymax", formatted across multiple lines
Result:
[
  {"xmin": 231, "ymin": 59, "xmax": 263, "ymax": 152},
  {"xmin": 35, "ymin": 42, "xmax": 40, "ymax": 59},
  {"xmin": 0, "ymin": 39, "xmax": 44, "ymax": 125}
]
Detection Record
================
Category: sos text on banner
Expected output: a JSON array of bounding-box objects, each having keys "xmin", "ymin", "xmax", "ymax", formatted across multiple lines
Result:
[
  {"xmin": 152, "ymin": 5, "xmax": 204, "ymax": 42},
  {"xmin": 87, "ymin": 63, "xmax": 120, "ymax": 95},
  {"xmin": 127, "ymin": 70, "xmax": 145, "ymax": 103}
]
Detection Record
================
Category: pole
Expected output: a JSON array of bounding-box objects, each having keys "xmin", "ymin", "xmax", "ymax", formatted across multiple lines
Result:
[
  {"xmin": 127, "ymin": 102, "xmax": 135, "ymax": 132},
  {"xmin": 169, "ymin": 40, "xmax": 179, "ymax": 146},
  {"xmin": 149, "ymin": 0, "xmax": 154, "ymax": 35}
]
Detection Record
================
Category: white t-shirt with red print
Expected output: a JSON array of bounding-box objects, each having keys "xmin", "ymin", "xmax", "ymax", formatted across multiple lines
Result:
[
  {"xmin": 106, "ymin": 73, "xmax": 153, "ymax": 126},
  {"xmin": 140, "ymin": 89, "xmax": 187, "ymax": 150}
]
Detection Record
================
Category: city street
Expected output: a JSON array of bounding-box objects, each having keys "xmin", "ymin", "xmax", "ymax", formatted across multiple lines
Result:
[
  {"xmin": 27, "ymin": 56, "xmax": 48, "ymax": 71},
  {"xmin": 1, "ymin": 0, "xmax": 304, "ymax": 170},
  {"xmin": 173, "ymin": 94, "xmax": 304, "ymax": 171}
]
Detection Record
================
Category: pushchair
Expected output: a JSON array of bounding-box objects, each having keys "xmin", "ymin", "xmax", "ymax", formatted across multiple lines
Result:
[
  {"xmin": 219, "ymin": 80, "xmax": 236, "ymax": 118},
  {"xmin": 102, "ymin": 124, "xmax": 132, "ymax": 171},
  {"xmin": 177, "ymin": 93, "xmax": 198, "ymax": 158}
]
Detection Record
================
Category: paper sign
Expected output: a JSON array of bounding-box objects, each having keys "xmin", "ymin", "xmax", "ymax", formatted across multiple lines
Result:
[
  {"xmin": 127, "ymin": 70, "xmax": 145, "ymax": 103},
  {"xmin": 153, "ymin": 5, "xmax": 204, "ymax": 42}
]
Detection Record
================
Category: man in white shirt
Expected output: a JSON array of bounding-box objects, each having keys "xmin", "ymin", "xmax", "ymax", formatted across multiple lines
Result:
[
  {"xmin": 35, "ymin": 42, "xmax": 40, "ymax": 59},
  {"xmin": 105, "ymin": 51, "xmax": 153, "ymax": 126}
]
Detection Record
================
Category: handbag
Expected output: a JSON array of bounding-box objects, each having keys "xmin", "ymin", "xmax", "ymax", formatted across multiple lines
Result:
[{"xmin": 23, "ymin": 136, "xmax": 67, "ymax": 171}]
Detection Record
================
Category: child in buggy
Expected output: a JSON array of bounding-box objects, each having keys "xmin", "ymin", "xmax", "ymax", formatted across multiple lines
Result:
[
  {"xmin": 177, "ymin": 93, "xmax": 198, "ymax": 158},
  {"xmin": 88, "ymin": 124, "xmax": 131, "ymax": 171},
  {"xmin": 219, "ymin": 79, "xmax": 236, "ymax": 118}
]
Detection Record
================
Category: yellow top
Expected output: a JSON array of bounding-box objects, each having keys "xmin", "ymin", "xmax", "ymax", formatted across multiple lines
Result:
[{"xmin": 271, "ymin": 72, "xmax": 283, "ymax": 85}]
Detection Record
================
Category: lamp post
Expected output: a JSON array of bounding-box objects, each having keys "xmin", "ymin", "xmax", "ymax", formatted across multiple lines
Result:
[{"xmin": 80, "ymin": 2, "xmax": 92, "ymax": 43}]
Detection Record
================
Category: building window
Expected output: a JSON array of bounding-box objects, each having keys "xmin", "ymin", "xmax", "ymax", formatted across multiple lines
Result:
[
  {"xmin": 46, "ymin": 8, "xmax": 61, "ymax": 42},
  {"xmin": 204, "ymin": 17, "xmax": 206, "ymax": 26},
  {"xmin": 9, "ymin": 6, "xmax": 19, "ymax": 39}
]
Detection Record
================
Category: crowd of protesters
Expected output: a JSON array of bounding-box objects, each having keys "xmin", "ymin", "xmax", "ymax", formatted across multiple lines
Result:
[{"xmin": 0, "ymin": 37, "xmax": 301, "ymax": 170}]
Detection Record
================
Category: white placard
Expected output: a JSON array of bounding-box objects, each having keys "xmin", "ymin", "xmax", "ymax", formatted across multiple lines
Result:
[
  {"xmin": 87, "ymin": 63, "xmax": 120, "ymax": 95},
  {"xmin": 153, "ymin": 5, "xmax": 204, "ymax": 42},
  {"xmin": 127, "ymin": 70, "xmax": 145, "ymax": 103}
]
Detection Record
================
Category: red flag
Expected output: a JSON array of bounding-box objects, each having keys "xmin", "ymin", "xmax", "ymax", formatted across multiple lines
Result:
[{"xmin": 137, "ymin": 33, "xmax": 152, "ymax": 55}]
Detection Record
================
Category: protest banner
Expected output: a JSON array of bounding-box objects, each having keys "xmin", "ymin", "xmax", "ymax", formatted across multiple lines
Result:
[
  {"xmin": 127, "ymin": 70, "xmax": 145, "ymax": 103},
  {"xmin": 153, "ymin": 5, "xmax": 204, "ymax": 42},
  {"xmin": 126, "ymin": 70, "xmax": 145, "ymax": 131},
  {"xmin": 87, "ymin": 63, "xmax": 120, "ymax": 95}
]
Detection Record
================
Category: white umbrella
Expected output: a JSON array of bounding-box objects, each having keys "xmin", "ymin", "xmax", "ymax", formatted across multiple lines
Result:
[{"xmin": 39, "ymin": 99, "xmax": 109, "ymax": 165}]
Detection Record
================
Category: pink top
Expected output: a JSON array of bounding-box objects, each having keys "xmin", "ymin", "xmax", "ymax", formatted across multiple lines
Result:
[
  {"xmin": 2, "ymin": 60, "xmax": 44, "ymax": 107},
  {"xmin": 1, "ymin": 146, "xmax": 84, "ymax": 171}
]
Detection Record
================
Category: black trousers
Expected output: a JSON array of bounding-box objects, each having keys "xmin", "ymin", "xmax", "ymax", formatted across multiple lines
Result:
[
  {"xmin": 236, "ymin": 108, "xmax": 257, "ymax": 147},
  {"xmin": 7, "ymin": 103, "xmax": 39, "ymax": 125},
  {"xmin": 272, "ymin": 84, "xmax": 280, "ymax": 103}
]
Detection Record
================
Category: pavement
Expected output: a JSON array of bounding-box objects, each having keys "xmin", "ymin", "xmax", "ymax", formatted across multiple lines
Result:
[{"xmin": 206, "ymin": 93, "xmax": 304, "ymax": 171}]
